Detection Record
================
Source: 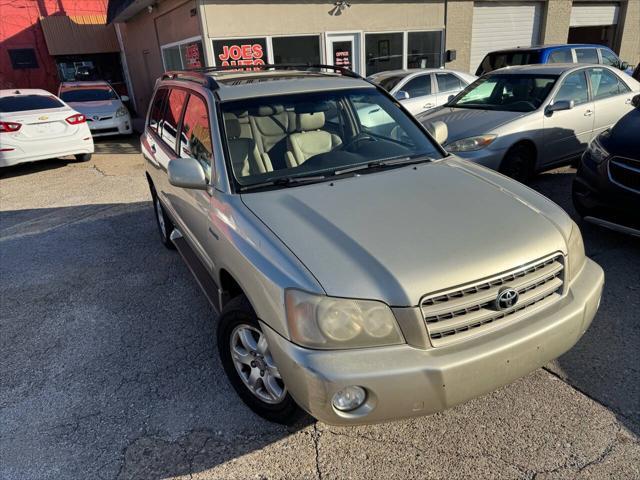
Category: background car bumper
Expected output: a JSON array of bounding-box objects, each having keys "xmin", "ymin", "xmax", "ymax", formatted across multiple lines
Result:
[
  {"xmin": 263, "ymin": 259, "xmax": 603, "ymax": 425},
  {"xmin": 0, "ymin": 138, "xmax": 95, "ymax": 167},
  {"xmin": 87, "ymin": 115, "xmax": 132, "ymax": 137}
]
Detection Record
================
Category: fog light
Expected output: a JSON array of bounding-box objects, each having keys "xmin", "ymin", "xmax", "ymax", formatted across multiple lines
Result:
[{"xmin": 332, "ymin": 386, "xmax": 366, "ymax": 412}]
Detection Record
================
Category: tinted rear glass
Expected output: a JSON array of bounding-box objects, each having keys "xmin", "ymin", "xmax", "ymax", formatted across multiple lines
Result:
[
  {"xmin": 0, "ymin": 95, "xmax": 64, "ymax": 112},
  {"xmin": 476, "ymin": 51, "xmax": 542, "ymax": 76},
  {"xmin": 60, "ymin": 87, "xmax": 117, "ymax": 102},
  {"xmin": 374, "ymin": 74, "xmax": 406, "ymax": 91}
]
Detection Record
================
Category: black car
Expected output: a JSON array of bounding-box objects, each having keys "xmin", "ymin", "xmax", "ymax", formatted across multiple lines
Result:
[{"xmin": 572, "ymin": 94, "xmax": 640, "ymax": 236}]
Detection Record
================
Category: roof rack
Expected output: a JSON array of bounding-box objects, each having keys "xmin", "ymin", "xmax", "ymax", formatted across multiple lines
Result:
[{"xmin": 161, "ymin": 64, "xmax": 363, "ymax": 90}]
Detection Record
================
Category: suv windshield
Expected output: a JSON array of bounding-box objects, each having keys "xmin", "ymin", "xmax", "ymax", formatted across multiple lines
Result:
[
  {"xmin": 448, "ymin": 74, "xmax": 558, "ymax": 112},
  {"xmin": 476, "ymin": 50, "xmax": 542, "ymax": 76},
  {"xmin": 59, "ymin": 87, "xmax": 118, "ymax": 102},
  {"xmin": 221, "ymin": 88, "xmax": 443, "ymax": 189}
]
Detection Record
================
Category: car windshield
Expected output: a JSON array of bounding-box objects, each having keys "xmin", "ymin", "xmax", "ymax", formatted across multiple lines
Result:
[
  {"xmin": 0, "ymin": 94, "xmax": 64, "ymax": 112},
  {"xmin": 59, "ymin": 87, "xmax": 117, "ymax": 102},
  {"xmin": 448, "ymin": 74, "xmax": 558, "ymax": 112},
  {"xmin": 221, "ymin": 88, "xmax": 443, "ymax": 189},
  {"xmin": 476, "ymin": 50, "xmax": 542, "ymax": 76},
  {"xmin": 372, "ymin": 74, "xmax": 407, "ymax": 92}
]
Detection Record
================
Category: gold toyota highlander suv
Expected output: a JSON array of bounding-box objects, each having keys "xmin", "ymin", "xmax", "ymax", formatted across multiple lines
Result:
[{"xmin": 141, "ymin": 65, "xmax": 604, "ymax": 425}]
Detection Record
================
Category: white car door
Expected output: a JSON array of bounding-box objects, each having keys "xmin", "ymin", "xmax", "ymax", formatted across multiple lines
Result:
[
  {"xmin": 434, "ymin": 72, "xmax": 466, "ymax": 106},
  {"xmin": 587, "ymin": 67, "xmax": 636, "ymax": 136},
  {"xmin": 397, "ymin": 74, "xmax": 437, "ymax": 115}
]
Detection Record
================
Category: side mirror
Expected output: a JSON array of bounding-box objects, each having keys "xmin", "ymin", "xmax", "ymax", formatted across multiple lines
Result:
[
  {"xmin": 447, "ymin": 94, "xmax": 455, "ymax": 102},
  {"xmin": 168, "ymin": 157, "xmax": 207, "ymax": 190},
  {"xmin": 427, "ymin": 120, "xmax": 448, "ymax": 145},
  {"xmin": 394, "ymin": 90, "xmax": 410, "ymax": 101},
  {"xmin": 620, "ymin": 61, "xmax": 629, "ymax": 70},
  {"xmin": 546, "ymin": 100, "xmax": 574, "ymax": 114},
  {"xmin": 120, "ymin": 95, "xmax": 130, "ymax": 102},
  {"xmin": 632, "ymin": 94, "xmax": 640, "ymax": 109}
]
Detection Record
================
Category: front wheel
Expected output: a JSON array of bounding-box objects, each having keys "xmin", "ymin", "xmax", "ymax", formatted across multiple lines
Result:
[
  {"xmin": 218, "ymin": 295, "xmax": 302, "ymax": 424},
  {"xmin": 75, "ymin": 153, "xmax": 92, "ymax": 162},
  {"xmin": 500, "ymin": 145, "xmax": 535, "ymax": 183}
]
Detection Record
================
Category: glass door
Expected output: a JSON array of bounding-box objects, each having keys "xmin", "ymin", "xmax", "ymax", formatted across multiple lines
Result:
[{"xmin": 325, "ymin": 33, "xmax": 361, "ymax": 74}]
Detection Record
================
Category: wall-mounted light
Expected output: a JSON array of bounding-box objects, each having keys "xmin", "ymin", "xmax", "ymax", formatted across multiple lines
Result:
[{"xmin": 329, "ymin": 0, "xmax": 351, "ymax": 16}]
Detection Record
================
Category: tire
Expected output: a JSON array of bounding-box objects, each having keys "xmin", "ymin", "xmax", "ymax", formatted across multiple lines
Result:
[
  {"xmin": 75, "ymin": 153, "xmax": 92, "ymax": 162},
  {"xmin": 217, "ymin": 295, "xmax": 302, "ymax": 425},
  {"xmin": 152, "ymin": 193, "xmax": 175, "ymax": 250},
  {"xmin": 500, "ymin": 144, "xmax": 535, "ymax": 183}
]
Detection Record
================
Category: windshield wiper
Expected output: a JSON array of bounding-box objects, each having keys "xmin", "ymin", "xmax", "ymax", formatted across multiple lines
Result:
[
  {"xmin": 333, "ymin": 154, "xmax": 433, "ymax": 176},
  {"xmin": 239, "ymin": 174, "xmax": 327, "ymax": 192}
]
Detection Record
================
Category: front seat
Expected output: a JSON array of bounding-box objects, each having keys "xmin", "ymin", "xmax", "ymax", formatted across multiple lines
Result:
[
  {"xmin": 224, "ymin": 116, "xmax": 272, "ymax": 177},
  {"xmin": 286, "ymin": 112, "xmax": 342, "ymax": 167}
]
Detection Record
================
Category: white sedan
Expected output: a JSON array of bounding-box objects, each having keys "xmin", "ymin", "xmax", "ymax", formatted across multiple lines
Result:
[
  {"xmin": 0, "ymin": 89, "xmax": 94, "ymax": 168},
  {"xmin": 58, "ymin": 81, "xmax": 132, "ymax": 137},
  {"xmin": 368, "ymin": 68, "xmax": 477, "ymax": 115}
]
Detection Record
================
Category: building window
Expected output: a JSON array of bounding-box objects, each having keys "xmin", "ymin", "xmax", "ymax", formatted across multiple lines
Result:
[
  {"xmin": 161, "ymin": 38, "xmax": 204, "ymax": 71},
  {"xmin": 212, "ymin": 37, "xmax": 268, "ymax": 67},
  {"xmin": 272, "ymin": 36, "xmax": 321, "ymax": 64},
  {"xmin": 8, "ymin": 49, "xmax": 38, "ymax": 69},
  {"xmin": 365, "ymin": 33, "xmax": 403, "ymax": 76},
  {"xmin": 407, "ymin": 31, "xmax": 442, "ymax": 69}
]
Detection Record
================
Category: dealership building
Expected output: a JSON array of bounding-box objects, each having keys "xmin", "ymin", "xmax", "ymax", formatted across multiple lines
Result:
[{"xmin": 107, "ymin": 0, "xmax": 640, "ymax": 115}]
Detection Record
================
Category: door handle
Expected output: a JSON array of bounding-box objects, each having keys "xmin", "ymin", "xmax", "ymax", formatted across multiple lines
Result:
[
  {"xmin": 150, "ymin": 144, "xmax": 157, "ymax": 153},
  {"xmin": 584, "ymin": 110, "xmax": 593, "ymax": 117},
  {"xmin": 423, "ymin": 103, "xmax": 435, "ymax": 109}
]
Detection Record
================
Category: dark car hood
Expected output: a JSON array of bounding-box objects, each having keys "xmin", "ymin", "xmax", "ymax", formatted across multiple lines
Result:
[
  {"xmin": 604, "ymin": 108, "xmax": 640, "ymax": 158},
  {"xmin": 417, "ymin": 107, "xmax": 526, "ymax": 145}
]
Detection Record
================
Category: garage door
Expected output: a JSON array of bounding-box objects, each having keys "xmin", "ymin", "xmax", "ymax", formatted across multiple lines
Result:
[
  {"xmin": 570, "ymin": 3, "xmax": 619, "ymax": 27},
  {"xmin": 470, "ymin": 2, "xmax": 542, "ymax": 73}
]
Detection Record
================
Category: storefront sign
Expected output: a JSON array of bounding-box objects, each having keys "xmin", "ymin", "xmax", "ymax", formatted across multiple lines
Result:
[
  {"xmin": 212, "ymin": 38, "xmax": 268, "ymax": 69},
  {"xmin": 332, "ymin": 41, "xmax": 352, "ymax": 68}
]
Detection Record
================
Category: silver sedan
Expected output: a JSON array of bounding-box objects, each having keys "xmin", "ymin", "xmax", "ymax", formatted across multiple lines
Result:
[{"xmin": 418, "ymin": 64, "xmax": 640, "ymax": 182}]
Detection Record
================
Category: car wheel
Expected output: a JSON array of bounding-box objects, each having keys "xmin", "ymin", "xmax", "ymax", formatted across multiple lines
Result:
[
  {"xmin": 500, "ymin": 145, "xmax": 535, "ymax": 183},
  {"xmin": 75, "ymin": 153, "xmax": 92, "ymax": 162},
  {"xmin": 152, "ymin": 194, "xmax": 175, "ymax": 250},
  {"xmin": 218, "ymin": 295, "xmax": 302, "ymax": 425}
]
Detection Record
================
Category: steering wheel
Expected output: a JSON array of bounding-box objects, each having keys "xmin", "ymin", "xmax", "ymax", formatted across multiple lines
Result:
[{"xmin": 340, "ymin": 132, "xmax": 377, "ymax": 152}]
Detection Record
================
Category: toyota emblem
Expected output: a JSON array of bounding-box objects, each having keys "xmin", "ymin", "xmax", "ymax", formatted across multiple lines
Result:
[{"xmin": 495, "ymin": 287, "xmax": 519, "ymax": 310}]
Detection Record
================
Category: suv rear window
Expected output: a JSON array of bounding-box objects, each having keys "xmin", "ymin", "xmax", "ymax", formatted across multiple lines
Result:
[
  {"xmin": 0, "ymin": 94, "xmax": 64, "ymax": 112},
  {"xmin": 476, "ymin": 50, "xmax": 542, "ymax": 76}
]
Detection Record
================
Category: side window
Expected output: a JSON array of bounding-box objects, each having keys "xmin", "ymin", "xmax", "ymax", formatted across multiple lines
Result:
[
  {"xmin": 148, "ymin": 89, "xmax": 168, "ymax": 134},
  {"xmin": 436, "ymin": 73, "xmax": 463, "ymax": 92},
  {"xmin": 179, "ymin": 94, "xmax": 213, "ymax": 182},
  {"xmin": 599, "ymin": 49, "xmax": 619, "ymax": 67},
  {"xmin": 547, "ymin": 49, "xmax": 573, "ymax": 64},
  {"xmin": 402, "ymin": 75, "xmax": 431, "ymax": 97},
  {"xmin": 161, "ymin": 89, "xmax": 187, "ymax": 152},
  {"xmin": 589, "ymin": 68, "xmax": 630, "ymax": 100},
  {"xmin": 555, "ymin": 71, "xmax": 589, "ymax": 105},
  {"xmin": 575, "ymin": 48, "xmax": 598, "ymax": 64}
]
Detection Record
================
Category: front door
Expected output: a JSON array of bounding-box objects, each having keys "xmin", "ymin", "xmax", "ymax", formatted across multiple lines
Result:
[{"xmin": 326, "ymin": 33, "xmax": 361, "ymax": 74}]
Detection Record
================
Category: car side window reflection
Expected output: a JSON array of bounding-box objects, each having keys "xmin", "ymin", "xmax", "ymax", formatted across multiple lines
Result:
[
  {"xmin": 161, "ymin": 89, "xmax": 187, "ymax": 153},
  {"xmin": 403, "ymin": 75, "xmax": 431, "ymax": 97},
  {"xmin": 555, "ymin": 71, "xmax": 589, "ymax": 105},
  {"xmin": 180, "ymin": 94, "xmax": 213, "ymax": 183}
]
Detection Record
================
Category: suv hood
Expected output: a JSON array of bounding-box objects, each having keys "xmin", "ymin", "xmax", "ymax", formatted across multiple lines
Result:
[
  {"xmin": 418, "ymin": 107, "xmax": 525, "ymax": 145},
  {"xmin": 66, "ymin": 100, "xmax": 121, "ymax": 116},
  {"xmin": 242, "ymin": 159, "xmax": 569, "ymax": 306}
]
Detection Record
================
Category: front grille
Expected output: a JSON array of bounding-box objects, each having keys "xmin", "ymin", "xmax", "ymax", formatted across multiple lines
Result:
[
  {"xmin": 420, "ymin": 254, "xmax": 565, "ymax": 347},
  {"xmin": 609, "ymin": 157, "xmax": 640, "ymax": 194}
]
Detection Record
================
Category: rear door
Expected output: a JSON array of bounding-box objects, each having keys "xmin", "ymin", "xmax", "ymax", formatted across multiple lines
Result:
[
  {"xmin": 587, "ymin": 67, "xmax": 636, "ymax": 136},
  {"xmin": 434, "ymin": 72, "xmax": 465, "ymax": 106},
  {"xmin": 397, "ymin": 74, "xmax": 436, "ymax": 114},
  {"xmin": 542, "ymin": 69, "xmax": 594, "ymax": 165}
]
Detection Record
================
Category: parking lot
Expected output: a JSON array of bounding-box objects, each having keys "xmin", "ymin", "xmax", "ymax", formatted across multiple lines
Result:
[{"xmin": 1, "ymin": 137, "xmax": 638, "ymax": 479}]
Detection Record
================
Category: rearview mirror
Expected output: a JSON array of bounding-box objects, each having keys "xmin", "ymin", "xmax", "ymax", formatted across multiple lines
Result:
[
  {"xmin": 121, "ymin": 95, "xmax": 130, "ymax": 102},
  {"xmin": 632, "ymin": 94, "xmax": 640, "ymax": 109},
  {"xmin": 426, "ymin": 121, "xmax": 448, "ymax": 145},
  {"xmin": 394, "ymin": 90, "xmax": 410, "ymax": 101},
  {"xmin": 546, "ymin": 100, "xmax": 574, "ymax": 114},
  {"xmin": 168, "ymin": 157, "xmax": 207, "ymax": 190}
]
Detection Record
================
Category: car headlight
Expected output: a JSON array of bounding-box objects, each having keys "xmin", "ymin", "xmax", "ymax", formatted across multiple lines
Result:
[
  {"xmin": 567, "ymin": 221, "xmax": 586, "ymax": 283},
  {"xmin": 445, "ymin": 134, "xmax": 497, "ymax": 152},
  {"xmin": 586, "ymin": 132, "xmax": 610, "ymax": 164},
  {"xmin": 285, "ymin": 289, "xmax": 405, "ymax": 349},
  {"xmin": 115, "ymin": 106, "xmax": 128, "ymax": 118}
]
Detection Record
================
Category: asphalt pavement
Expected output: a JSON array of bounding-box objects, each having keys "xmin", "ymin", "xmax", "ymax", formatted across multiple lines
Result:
[{"xmin": 1, "ymin": 137, "xmax": 638, "ymax": 479}]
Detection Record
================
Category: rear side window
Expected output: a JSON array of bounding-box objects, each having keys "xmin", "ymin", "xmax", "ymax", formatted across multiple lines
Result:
[
  {"xmin": 476, "ymin": 51, "xmax": 542, "ymax": 76},
  {"xmin": 547, "ymin": 49, "xmax": 573, "ymax": 64},
  {"xmin": 0, "ymin": 94, "xmax": 63, "ymax": 112},
  {"xmin": 160, "ymin": 89, "xmax": 187, "ymax": 152},
  {"xmin": 149, "ymin": 89, "xmax": 168, "ymax": 134},
  {"xmin": 599, "ymin": 49, "xmax": 619, "ymax": 67},
  {"xmin": 575, "ymin": 48, "xmax": 598, "ymax": 64},
  {"xmin": 403, "ymin": 75, "xmax": 431, "ymax": 97},
  {"xmin": 179, "ymin": 94, "xmax": 213, "ymax": 182},
  {"xmin": 589, "ymin": 68, "xmax": 631, "ymax": 100},
  {"xmin": 436, "ymin": 73, "xmax": 463, "ymax": 92}
]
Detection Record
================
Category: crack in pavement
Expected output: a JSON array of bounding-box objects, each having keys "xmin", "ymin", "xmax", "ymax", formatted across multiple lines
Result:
[{"xmin": 312, "ymin": 422, "xmax": 323, "ymax": 480}]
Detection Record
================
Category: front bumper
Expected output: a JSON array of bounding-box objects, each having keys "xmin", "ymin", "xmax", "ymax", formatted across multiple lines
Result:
[
  {"xmin": 449, "ymin": 146, "xmax": 508, "ymax": 171},
  {"xmin": 263, "ymin": 258, "xmax": 603, "ymax": 425},
  {"xmin": 87, "ymin": 114, "xmax": 132, "ymax": 137}
]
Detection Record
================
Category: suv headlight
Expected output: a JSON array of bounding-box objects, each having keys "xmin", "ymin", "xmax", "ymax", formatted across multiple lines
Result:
[
  {"xmin": 567, "ymin": 222, "xmax": 586, "ymax": 283},
  {"xmin": 586, "ymin": 132, "xmax": 609, "ymax": 164},
  {"xmin": 115, "ymin": 106, "xmax": 128, "ymax": 118},
  {"xmin": 285, "ymin": 289, "xmax": 405, "ymax": 349},
  {"xmin": 446, "ymin": 134, "xmax": 497, "ymax": 152}
]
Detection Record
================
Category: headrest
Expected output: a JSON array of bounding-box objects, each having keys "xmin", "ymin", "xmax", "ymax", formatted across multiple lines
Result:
[
  {"xmin": 297, "ymin": 112, "xmax": 325, "ymax": 131},
  {"xmin": 255, "ymin": 104, "xmax": 285, "ymax": 116},
  {"xmin": 225, "ymin": 118, "xmax": 242, "ymax": 138}
]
